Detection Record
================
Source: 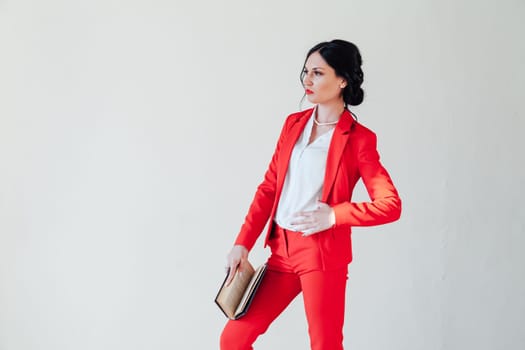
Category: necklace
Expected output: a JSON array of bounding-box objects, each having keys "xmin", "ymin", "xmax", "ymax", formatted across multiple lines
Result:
[
  {"xmin": 313, "ymin": 117, "xmax": 339, "ymax": 126},
  {"xmin": 313, "ymin": 110, "xmax": 340, "ymax": 126}
]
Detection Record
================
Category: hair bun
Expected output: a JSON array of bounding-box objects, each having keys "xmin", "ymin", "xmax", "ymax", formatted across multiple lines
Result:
[{"xmin": 346, "ymin": 85, "xmax": 364, "ymax": 106}]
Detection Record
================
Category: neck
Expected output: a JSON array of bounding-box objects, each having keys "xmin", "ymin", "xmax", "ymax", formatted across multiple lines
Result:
[{"xmin": 315, "ymin": 101, "xmax": 345, "ymax": 123}]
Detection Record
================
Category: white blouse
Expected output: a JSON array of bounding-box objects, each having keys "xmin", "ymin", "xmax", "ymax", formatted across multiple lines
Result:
[{"xmin": 274, "ymin": 109, "xmax": 335, "ymax": 231}]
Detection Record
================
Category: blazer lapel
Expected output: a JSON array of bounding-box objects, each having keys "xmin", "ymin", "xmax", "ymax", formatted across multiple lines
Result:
[
  {"xmin": 275, "ymin": 109, "xmax": 313, "ymax": 197},
  {"xmin": 321, "ymin": 110, "xmax": 353, "ymax": 202}
]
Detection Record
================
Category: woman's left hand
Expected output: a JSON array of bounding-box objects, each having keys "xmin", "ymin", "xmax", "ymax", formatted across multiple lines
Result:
[{"xmin": 289, "ymin": 201, "xmax": 336, "ymax": 236}]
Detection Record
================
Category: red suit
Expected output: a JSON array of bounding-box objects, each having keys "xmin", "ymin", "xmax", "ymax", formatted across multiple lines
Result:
[{"xmin": 221, "ymin": 108, "xmax": 401, "ymax": 349}]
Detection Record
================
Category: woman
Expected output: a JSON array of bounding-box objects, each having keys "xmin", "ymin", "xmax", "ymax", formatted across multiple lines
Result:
[{"xmin": 220, "ymin": 39, "xmax": 401, "ymax": 350}]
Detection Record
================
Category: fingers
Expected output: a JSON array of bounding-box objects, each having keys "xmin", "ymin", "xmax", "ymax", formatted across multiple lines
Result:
[
  {"xmin": 290, "ymin": 213, "xmax": 317, "ymax": 234},
  {"xmin": 225, "ymin": 262, "xmax": 239, "ymax": 286},
  {"xmin": 290, "ymin": 213, "xmax": 316, "ymax": 226},
  {"xmin": 224, "ymin": 245, "xmax": 249, "ymax": 286},
  {"xmin": 293, "ymin": 210, "xmax": 315, "ymax": 218},
  {"xmin": 295, "ymin": 202, "xmax": 328, "ymax": 216},
  {"xmin": 290, "ymin": 218, "xmax": 315, "ymax": 227},
  {"xmin": 301, "ymin": 229, "xmax": 317, "ymax": 237},
  {"xmin": 290, "ymin": 211, "xmax": 318, "ymax": 230},
  {"xmin": 290, "ymin": 203, "xmax": 334, "ymax": 235},
  {"xmin": 290, "ymin": 223, "xmax": 317, "ymax": 232},
  {"xmin": 225, "ymin": 269, "xmax": 234, "ymax": 286},
  {"xmin": 301, "ymin": 227, "xmax": 319, "ymax": 236},
  {"xmin": 289, "ymin": 218, "xmax": 326, "ymax": 236}
]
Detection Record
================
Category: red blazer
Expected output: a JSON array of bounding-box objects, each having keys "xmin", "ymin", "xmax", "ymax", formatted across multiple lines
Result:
[{"xmin": 234, "ymin": 107, "xmax": 401, "ymax": 269}]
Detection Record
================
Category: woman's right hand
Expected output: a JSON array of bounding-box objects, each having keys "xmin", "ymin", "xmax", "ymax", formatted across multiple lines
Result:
[{"xmin": 225, "ymin": 245, "xmax": 249, "ymax": 286}]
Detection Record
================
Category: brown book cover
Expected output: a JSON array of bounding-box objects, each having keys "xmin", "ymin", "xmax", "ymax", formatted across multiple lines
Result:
[{"xmin": 215, "ymin": 261, "xmax": 267, "ymax": 320}]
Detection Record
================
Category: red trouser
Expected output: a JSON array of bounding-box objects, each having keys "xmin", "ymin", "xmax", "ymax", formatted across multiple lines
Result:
[{"xmin": 220, "ymin": 226, "xmax": 348, "ymax": 350}]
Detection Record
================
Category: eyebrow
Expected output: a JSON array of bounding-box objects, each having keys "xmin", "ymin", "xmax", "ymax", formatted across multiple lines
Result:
[{"xmin": 304, "ymin": 67, "xmax": 325, "ymax": 71}]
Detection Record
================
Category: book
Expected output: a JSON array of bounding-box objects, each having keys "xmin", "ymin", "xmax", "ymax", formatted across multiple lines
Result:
[{"xmin": 215, "ymin": 261, "xmax": 267, "ymax": 320}]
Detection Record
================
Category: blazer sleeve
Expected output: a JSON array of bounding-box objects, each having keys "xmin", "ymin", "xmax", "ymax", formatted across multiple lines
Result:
[
  {"xmin": 332, "ymin": 131, "xmax": 402, "ymax": 227},
  {"xmin": 233, "ymin": 116, "xmax": 292, "ymax": 251}
]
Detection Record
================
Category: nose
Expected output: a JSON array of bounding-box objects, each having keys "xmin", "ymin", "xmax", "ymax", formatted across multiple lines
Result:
[{"xmin": 303, "ymin": 72, "xmax": 313, "ymax": 86}]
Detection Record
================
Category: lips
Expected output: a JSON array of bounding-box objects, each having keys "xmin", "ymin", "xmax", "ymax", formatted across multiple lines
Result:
[{"xmin": 305, "ymin": 89, "xmax": 314, "ymax": 95}]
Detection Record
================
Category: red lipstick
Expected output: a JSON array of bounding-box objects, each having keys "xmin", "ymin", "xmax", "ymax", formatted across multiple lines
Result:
[{"xmin": 305, "ymin": 89, "xmax": 313, "ymax": 95}]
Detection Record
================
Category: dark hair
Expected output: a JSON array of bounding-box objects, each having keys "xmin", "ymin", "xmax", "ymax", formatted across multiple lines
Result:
[{"xmin": 301, "ymin": 39, "xmax": 364, "ymax": 106}]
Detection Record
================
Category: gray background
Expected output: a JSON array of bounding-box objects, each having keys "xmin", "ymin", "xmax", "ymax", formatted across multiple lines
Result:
[{"xmin": 1, "ymin": 0, "xmax": 524, "ymax": 349}]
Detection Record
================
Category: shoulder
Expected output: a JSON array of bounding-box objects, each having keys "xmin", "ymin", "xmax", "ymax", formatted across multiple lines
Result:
[
  {"xmin": 350, "ymin": 120, "xmax": 378, "ymax": 149},
  {"xmin": 283, "ymin": 108, "xmax": 313, "ymax": 126},
  {"xmin": 353, "ymin": 121, "xmax": 376, "ymax": 137},
  {"xmin": 273, "ymin": 108, "xmax": 313, "ymax": 135}
]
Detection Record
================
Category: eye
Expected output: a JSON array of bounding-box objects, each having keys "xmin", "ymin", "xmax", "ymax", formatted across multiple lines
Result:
[{"xmin": 314, "ymin": 71, "xmax": 323, "ymax": 76}]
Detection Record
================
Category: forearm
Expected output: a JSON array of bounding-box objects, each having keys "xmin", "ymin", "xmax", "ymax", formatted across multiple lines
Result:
[
  {"xmin": 332, "ymin": 195, "xmax": 401, "ymax": 228},
  {"xmin": 234, "ymin": 182, "xmax": 275, "ymax": 251}
]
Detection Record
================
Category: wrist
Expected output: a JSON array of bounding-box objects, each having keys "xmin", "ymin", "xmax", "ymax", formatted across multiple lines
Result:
[{"xmin": 233, "ymin": 244, "xmax": 249, "ymax": 257}]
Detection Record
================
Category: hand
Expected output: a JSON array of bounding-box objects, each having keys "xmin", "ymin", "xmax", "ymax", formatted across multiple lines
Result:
[
  {"xmin": 289, "ymin": 201, "xmax": 336, "ymax": 236},
  {"xmin": 225, "ymin": 245, "xmax": 249, "ymax": 286}
]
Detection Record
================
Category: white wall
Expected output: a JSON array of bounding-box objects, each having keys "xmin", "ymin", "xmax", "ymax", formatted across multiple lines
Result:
[{"xmin": 1, "ymin": 0, "xmax": 524, "ymax": 349}]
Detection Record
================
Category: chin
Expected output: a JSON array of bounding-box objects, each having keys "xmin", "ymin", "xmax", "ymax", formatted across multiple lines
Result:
[{"xmin": 306, "ymin": 95, "xmax": 318, "ymax": 104}]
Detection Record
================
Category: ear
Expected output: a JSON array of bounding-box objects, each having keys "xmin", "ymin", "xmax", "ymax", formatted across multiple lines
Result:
[{"xmin": 340, "ymin": 80, "xmax": 347, "ymax": 89}]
